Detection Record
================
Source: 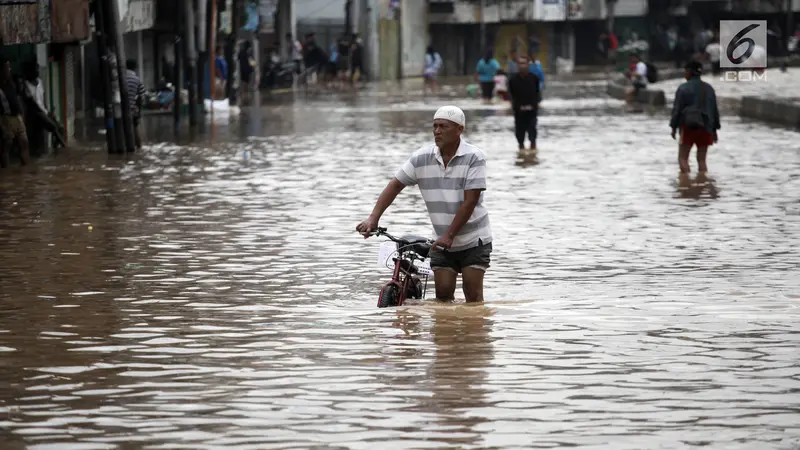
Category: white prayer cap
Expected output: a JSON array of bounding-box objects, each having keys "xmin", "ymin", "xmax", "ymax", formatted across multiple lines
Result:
[{"xmin": 433, "ymin": 105, "xmax": 466, "ymax": 128}]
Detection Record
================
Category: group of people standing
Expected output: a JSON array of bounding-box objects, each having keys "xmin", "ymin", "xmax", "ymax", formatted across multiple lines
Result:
[{"xmin": 287, "ymin": 32, "xmax": 367, "ymax": 87}]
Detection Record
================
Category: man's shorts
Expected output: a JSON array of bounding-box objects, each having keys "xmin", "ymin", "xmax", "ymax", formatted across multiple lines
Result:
[
  {"xmin": 0, "ymin": 115, "xmax": 26, "ymax": 145},
  {"xmin": 430, "ymin": 240, "xmax": 492, "ymax": 274},
  {"xmin": 680, "ymin": 126, "xmax": 714, "ymax": 148}
]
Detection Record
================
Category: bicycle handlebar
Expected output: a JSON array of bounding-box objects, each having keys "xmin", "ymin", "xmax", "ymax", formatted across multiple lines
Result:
[{"xmin": 361, "ymin": 227, "xmax": 443, "ymax": 250}]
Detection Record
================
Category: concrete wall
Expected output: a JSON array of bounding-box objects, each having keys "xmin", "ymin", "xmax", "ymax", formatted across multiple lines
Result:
[
  {"xmin": 366, "ymin": 0, "xmax": 380, "ymax": 79},
  {"xmin": 740, "ymin": 97, "xmax": 800, "ymax": 129},
  {"xmin": 277, "ymin": 0, "xmax": 296, "ymax": 60},
  {"xmin": 400, "ymin": 0, "xmax": 428, "ymax": 77},
  {"xmin": 615, "ymin": 0, "xmax": 647, "ymax": 17},
  {"xmin": 378, "ymin": 19, "xmax": 400, "ymax": 80},
  {"xmin": 295, "ymin": 0, "xmax": 346, "ymax": 21}
]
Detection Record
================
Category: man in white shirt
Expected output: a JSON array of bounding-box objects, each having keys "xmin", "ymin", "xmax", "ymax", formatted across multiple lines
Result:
[
  {"xmin": 705, "ymin": 38, "xmax": 722, "ymax": 75},
  {"xmin": 22, "ymin": 60, "xmax": 66, "ymax": 153},
  {"xmin": 625, "ymin": 54, "xmax": 648, "ymax": 103}
]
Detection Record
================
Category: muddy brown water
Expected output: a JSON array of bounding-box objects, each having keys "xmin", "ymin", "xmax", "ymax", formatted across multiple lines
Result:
[{"xmin": 1, "ymin": 83, "xmax": 799, "ymax": 449}]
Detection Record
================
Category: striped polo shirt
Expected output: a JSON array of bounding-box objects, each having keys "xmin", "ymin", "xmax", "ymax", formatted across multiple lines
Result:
[{"xmin": 394, "ymin": 139, "xmax": 492, "ymax": 252}]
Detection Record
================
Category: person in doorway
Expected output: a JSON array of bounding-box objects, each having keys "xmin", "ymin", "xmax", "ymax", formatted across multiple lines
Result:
[
  {"xmin": 125, "ymin": 59, "xmax": 146, "ymax": 150},
  {"xmin": 302, "ymin": 33, "xmax": 328, "ymax": 85},
  {"xmin": 506, "ymin": 51, "xmax": 519, "ymax": 76},
  {"xmin": 423, "ymin": 45, "xmax": 443, "ymax": 95},
  {"xmin": 494, "ymin": 69, "xmax": 509, "ymax": 102},
  {"xmin": 669, "ymin": 60, "xmax": 720, "ymax": 173},
  {"xmin": 528, "ymin": 35, "xmax": 541, "ymax": 56},
  {"xmin": 287, "ymin": 33, "xmax": 303, "ymax": 76},
  {"xmin": 704, "ymin": 36, "xmax": 721, "ymax": 75},
  {"xmin": 356, "ymin": 105, "xmax": 492, "ymax": 303},
  {"xmin": 326, "ymin": 42, "xmax": 340, "ymax": 87},
  {"xmin": 337, "ymin": 33, "xmax": 352, "ymax": 82},
  {"xmin": 475, "ymin": 50, "xmax": 500, "ymax": 104},
  {"xmin": 238, "ymin": 40, "xmax": 256, "ymax": 103},
  {"xmin": 625, "ymin": 54, "xmax": 648, "ymax": 103},
  {"xmin": 0, "ymin": 58, "xmax": 30, "ymax": 167},
  {"xmin": 21, "ymin": 59, "xmax": 67, "ymax": 155},
  {"xmin": 508, "ymin": 56, "xmax": 541, "ymax": 151},
  {"xmin": 214, "ymin": 46, "xmax": 228, "ymax": 98},
  {"xmin": 349, "ymin": 35, "xmax": 366, "ymax": 85}
]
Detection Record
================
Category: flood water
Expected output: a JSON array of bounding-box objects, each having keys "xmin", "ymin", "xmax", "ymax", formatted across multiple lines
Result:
[{"xmin": 1, "ymin": 80, "xmax": 800, "ymax": 449}]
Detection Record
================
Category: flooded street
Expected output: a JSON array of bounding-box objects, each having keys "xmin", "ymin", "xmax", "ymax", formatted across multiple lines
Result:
[{"xmin": 1, "ymin": 81, "xmax": 799, "ymax": 449}]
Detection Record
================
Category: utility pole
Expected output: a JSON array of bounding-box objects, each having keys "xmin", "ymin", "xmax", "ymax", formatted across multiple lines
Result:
[
  {"xmin": 209, "ymin": 0, "xmax": 218, "ymax": 118},
  {"xmin": 345, "ymin": 0, "xmax": 353, "ymax": 35},
  {"xmin": 787, "ymin": 0, "xmax": 795, "ymax": 57},
  {"xmin": 480, "ymin": 0, "xmax": 487, "ymax": 51},
  {"xmin": 186, "ymin": 0, "xmax": 199, "ymax": 127},
  {"xmin": 606, "ymin": 0, "xmax": 616, "ymax": 34},
  {"xmin": 174, "ymin": 0, "xmax": 185, "ymax": 133},
  {"xmin": 95, "ymin": 0, "xmax": 116, "ymax": 154},
  {"xmin": 225, "ymin": 0, "xmax": 240, "ymax": 105},
  {"xmin": 106, "ymin": 0, "xmax": 136, "ymax": 154}
]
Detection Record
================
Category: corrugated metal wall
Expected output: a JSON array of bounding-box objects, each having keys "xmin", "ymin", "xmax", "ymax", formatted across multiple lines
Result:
[
  {"xmin": 0, "ymin": 1, "xmax": 49, "ymax": 45},
  {"xmin": 50, "ymin": 0, "xmax": 90, "ymax": 43}
]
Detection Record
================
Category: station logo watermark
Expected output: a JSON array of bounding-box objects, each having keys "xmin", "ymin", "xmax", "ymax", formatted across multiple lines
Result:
[
  {"xmin": 719, "ymin": 20, "xmax": 767, "ymax": 82},
  {"xmin": 722, "ymin": 70, "xmax": 768, "ymax": 82}
]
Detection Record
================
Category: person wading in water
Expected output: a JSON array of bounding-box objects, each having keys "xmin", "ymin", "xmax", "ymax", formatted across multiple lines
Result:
[
  {"xmin": 356, "ymin": 105, "xmax": 493, "ymax": 303},
  {"xmin": 669, "ymin": 60, "xmax": 720, "ymax": 173},
  {"xmin": 508, "ymin": 56, "xmax": 541, "ymax": 151}
]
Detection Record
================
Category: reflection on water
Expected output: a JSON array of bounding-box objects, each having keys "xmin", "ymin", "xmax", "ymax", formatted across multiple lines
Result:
[
  {"xmin": 515, "ymin": 149, "xmax": 540, "ymax": 167},
  {"xmin": 429, "ymin": 305, "xmax": 494, "ymax": 448},
  {"xmin": 676, "ymin": 172, "xmax": 720, "ymax": 200},
  {"xmin": 1, "ymin": 92, "xmax": 800, "ymax": 449}
]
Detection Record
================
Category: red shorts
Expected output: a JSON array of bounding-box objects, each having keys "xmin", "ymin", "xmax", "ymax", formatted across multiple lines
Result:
[{"xmin": 680, "ymin": 126, "xmax": 714, "ymax": 147}]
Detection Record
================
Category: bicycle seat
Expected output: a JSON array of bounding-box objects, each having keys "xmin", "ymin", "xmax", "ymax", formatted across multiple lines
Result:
[{"xmin": 399, "ymin": 235, "xmax": 432, "ymax": 258}]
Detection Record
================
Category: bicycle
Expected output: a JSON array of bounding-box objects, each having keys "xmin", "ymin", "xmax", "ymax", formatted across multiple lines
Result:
[{"xmin": 362, "ymin": 227, "xmax": 441, "ymax": 308}]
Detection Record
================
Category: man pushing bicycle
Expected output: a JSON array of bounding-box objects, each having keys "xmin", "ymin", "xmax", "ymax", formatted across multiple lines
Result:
[{"xmin": 356, "ymin": 105, "xmax": 492, "ymax": 303}]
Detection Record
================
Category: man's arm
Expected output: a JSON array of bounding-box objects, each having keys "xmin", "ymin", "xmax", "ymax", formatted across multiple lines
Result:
[
  {"xmin": 669, "ymin": 85, "xmax": 685, "ymax": 130},
  {"xmin": 137, "ymin": 81, "xmax": 145, "ymax": 111},
  {"xmin": 710, "ymin": 86, "xmax": 721, "ymax": 131},
  {"xmin": 367, "ymin": 178, "xmax": 406, "ymax": 222}
]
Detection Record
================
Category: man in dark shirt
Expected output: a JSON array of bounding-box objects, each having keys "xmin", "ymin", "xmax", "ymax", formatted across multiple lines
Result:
[
  {"xmin": 337, "ymin": 34, "xmax": 352, "ymax": 78},
  {"xmin": 507, "ymin": 56, "xmax": 541, "ymax": 151},
  {"xmin": 0, "ymin": 58, "xmax": 30, "ymax": 167},
  {"xmin": 302, "ymin": 33, "xmax": 328, "ymax": 81},
  {"xmin": 669, "ymin": 60, "xmax": 721, "ymax": 173},
  {"xmin": 349, "ymin": 34, "xmax": 366, "ymax": 85}
]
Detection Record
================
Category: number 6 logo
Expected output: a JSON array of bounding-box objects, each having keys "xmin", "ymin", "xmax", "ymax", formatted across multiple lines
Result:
[{"xmin": 726, "ymin": 23, "xmax": 760, "ymax": 64}]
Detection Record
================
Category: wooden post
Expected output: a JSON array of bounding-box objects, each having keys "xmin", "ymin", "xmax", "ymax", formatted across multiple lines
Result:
[
  {"xmin": 174, "ymin": 0, "xmax": 184, "ymax": 133},
  {"xmin": 225, "ymin": 0, "xmax": 240, "ymax": 105},
  {"xmin": 106, "ymin": 0, "xmax": 136, "ymax": 153},
  {"xmin": 94, "ymin": 0, "xmax": 117, "ymax": 154},
  {"xmin": 209, "ymin": 0, "xmax": 218, "ymax": 118}
]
